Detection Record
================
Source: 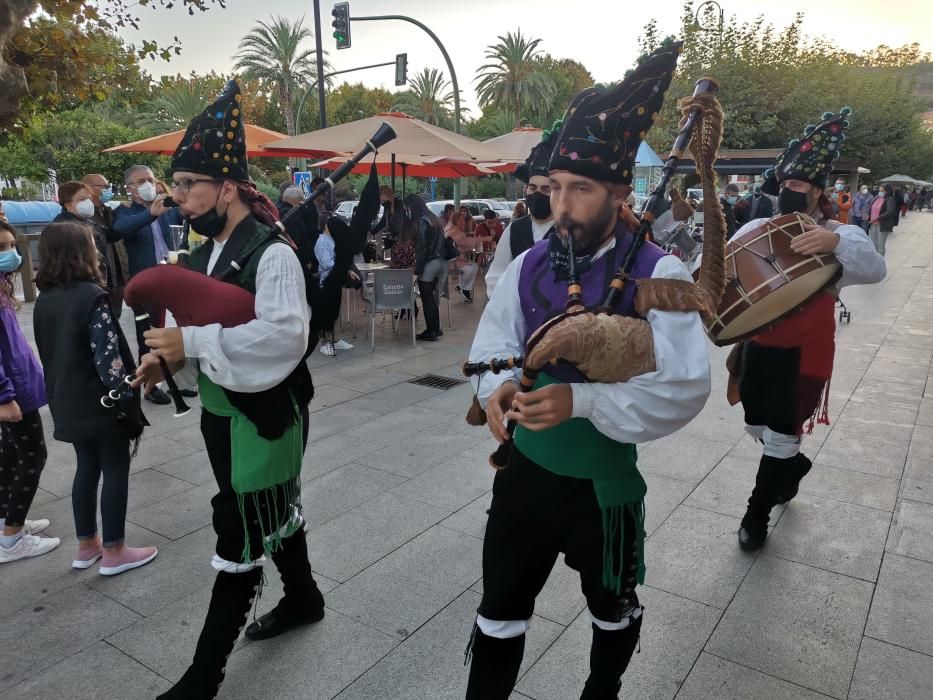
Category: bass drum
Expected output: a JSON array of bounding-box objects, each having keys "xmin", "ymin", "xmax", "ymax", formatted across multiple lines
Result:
[{"xmin": 698, "ymin": 212, "xmax": 841, "ymax": 346}]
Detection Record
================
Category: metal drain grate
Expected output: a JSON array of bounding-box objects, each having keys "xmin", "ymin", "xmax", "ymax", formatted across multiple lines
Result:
[{"xmin": 408, "ymin": 374, "xmax": 466, "ymax": 390}]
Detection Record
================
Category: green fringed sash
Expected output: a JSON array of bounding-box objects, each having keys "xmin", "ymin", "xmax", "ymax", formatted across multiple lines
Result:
[
  {"xmin": 198, "ymin": 375, "xmax": 304, "ymax": 562},
  {"xmin": 513, "ymin": 372, "xmax": 647, "ymax": 594}
]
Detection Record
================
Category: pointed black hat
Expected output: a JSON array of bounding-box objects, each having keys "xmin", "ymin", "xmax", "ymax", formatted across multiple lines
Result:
[
  {"xmin": 171, "ymin": 79, "xmax": 249, "ymax": 182},
  {"xmin": 761, "ymin": 107, "xmax": 853, "ymax": 195},
  {"xmin": 548, "ymin": 39, "xmax": 682, "ymax": 185},
  {"xmin": 514, "ymin": 128, "xmax": 559, "ymax": 184}
]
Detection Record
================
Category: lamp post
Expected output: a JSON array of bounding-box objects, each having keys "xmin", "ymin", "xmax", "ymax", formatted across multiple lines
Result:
[{"xmin": 693, "ymin": 0, "xmax": 724, "ymax": 36}]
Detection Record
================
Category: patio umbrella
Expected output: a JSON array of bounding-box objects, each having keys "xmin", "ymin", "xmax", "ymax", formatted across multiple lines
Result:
[
  {"xmin": 877, "ymin": 174, "xmax": 921, "ymax": 185},
  {"xmin": 310, "ymin": 153, "xmax": 496, "ymax": 195},
  {"xmin": 260, "ymin": 112, "xmax": 507, "ymax": 164},
  {"xmin": 103, "ymin": 124, "xmax": 297, "ymax": 158}
]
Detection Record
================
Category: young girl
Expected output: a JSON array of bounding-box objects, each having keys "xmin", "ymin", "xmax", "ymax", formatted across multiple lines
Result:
[
  {"xmin": 33, "ymin": 222, "xmax": 157, "ymax": 575},
  {"xmin": 0, "ymin": 222, "xmax": 60, "ymax": 564}
]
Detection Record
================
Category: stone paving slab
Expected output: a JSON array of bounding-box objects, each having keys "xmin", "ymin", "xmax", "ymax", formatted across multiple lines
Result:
[{"xmin": 3, "ymin": 213, "xmax": 933, "ymax": 698}]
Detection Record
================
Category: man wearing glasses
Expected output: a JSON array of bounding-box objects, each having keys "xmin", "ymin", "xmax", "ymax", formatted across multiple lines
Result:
[
  {"xmin": 112, "ymin": 164, "xmax": 182, "ymax": 405},
  {"xmin": 484, "ymin": 133, "xmax": 557, "ymax": 297},
  {"xmin": 80, "ymin": 174, "xmax": 127, "ymax": 319}
]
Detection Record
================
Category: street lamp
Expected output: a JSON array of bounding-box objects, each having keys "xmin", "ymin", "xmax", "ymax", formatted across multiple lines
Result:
[{"xmin": 693, "ymin": 0, "xmax": 724, "ymax": 35}]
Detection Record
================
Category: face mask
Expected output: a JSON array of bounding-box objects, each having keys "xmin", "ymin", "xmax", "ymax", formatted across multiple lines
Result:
[
  {"xmin": 100, "ymin": 189, "xmax": 114, "ymax": 203},
  {"xmin": 187, "ymin": 187, "xmax": 227, "ymax": 239},
  {"xmin": 877, "ymin": 190, "xmax": 885, "ymax": 197},
  {"xmin": 0, "ymin": 249, "xmax": 22, "ymax": 273},
  {"xmin": 835, "ymin": 183, "xmax": 845, "ymax": 191},
  {"xmin": 136, "ymin": 182, "xmax": 157, "ymax": 202},
  {"xmin": 75, "ymin": 199, "xmax": 95, "ymax": 219},
  {"xmin": 726, "ymin": 195, "xmax": 738, "ymax": 205},
  {"xmin": 526, "ymin": 191, "xmax": 552, "ymax": 220},
  {"xmin": 861, "ymin": 187, "xmax": 869, "ymax": 194},
  {"xmin": 778, "ymin": 188, "xmax": 810, "ymax": 215}
]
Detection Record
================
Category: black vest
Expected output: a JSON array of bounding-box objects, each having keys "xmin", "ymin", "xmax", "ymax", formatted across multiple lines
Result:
[
  {"xmin": 509, "ymin": 215, "xmax": 536, "ymax": 259},
  {"xmin": 34, "ymin": 282, "xmax": 144, "ymax": 442},
  {"xmin": 188, "ymin": 216, "xmax": 314, "ymax": 440}
]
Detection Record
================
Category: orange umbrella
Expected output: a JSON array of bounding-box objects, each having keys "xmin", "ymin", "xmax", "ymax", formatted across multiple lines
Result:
[{"xmin": 103, "ymin": 124, "xmax": 312, "ymax": 158}]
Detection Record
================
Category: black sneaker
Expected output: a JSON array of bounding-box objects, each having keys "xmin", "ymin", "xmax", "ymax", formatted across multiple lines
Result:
[
  {"xmin": 146, "ymin": 387, "xmax": 171, "ymax": 405},
  {"xmin": 416, "ymin": 330, "xmax": 438, "ymax": 342}
]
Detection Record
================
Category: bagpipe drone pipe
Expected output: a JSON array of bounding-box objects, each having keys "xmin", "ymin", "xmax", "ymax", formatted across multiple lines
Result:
[{"xmin": 123, "ymin": 123, "xmax": 396, "ymax": 437}]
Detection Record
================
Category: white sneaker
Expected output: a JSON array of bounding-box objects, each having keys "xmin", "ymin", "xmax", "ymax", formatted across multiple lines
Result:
[
  {"xmin": 0, "ymin": 533, "xmax": 61, "ymax": 563},
  {"xmin": 333, "ymin": 339, "xmax": 354, "ymax": 350},
  {"xmin": 319, "ymin": 343, "xmax": 336, "ymax": 356},
  {"xmin": 22, "ymin": 519, "xmax": 50, "ymax": 535}
]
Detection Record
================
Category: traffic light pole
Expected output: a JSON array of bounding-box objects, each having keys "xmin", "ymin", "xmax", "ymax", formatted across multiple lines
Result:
[
  {"xmin": 351, "ymin": 14, "xmax": 463, "ymax": 204},
  {"xmin": 312, "ymin": 0, "xmax": 328, "ymax": 130}
]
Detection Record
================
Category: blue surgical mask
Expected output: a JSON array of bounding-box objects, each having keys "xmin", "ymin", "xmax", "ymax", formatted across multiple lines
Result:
[
  {"xmin": 0, "ymin": 249, "xmax": 22, "ymax": 273},
  {"xmin": 100, "ymin": 189, "xmax": 114, "ymax": 203},
  {"xmin": 726, "ymin": 195, "xmax": 738, "ymax": 205}
]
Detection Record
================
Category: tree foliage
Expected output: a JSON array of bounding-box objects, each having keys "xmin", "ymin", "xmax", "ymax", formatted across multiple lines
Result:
[
  {"xmin": 639, "ymin": 1, "xmax": 933, "ymax": 180},
  {"xmin": 1, "ymin": 0, "xmax": 226, "ymax": 129},
  {"xmin": 475, "ymin": 30, "xmax": 553, "ymax": 129},
  {"xmin": 532, "ymin": 55, "xmax": 594, "ymax": 128},
  {"xmin": 393, "ymin": 68, "xmax": 457, "ymax": 127},
  {"xmin": 233, "ymin": 15, "xmax": 331, "ymax": 137},
  {"xmin": 0, "ymin": 108, "xmax": 167, "ymax": 187}
]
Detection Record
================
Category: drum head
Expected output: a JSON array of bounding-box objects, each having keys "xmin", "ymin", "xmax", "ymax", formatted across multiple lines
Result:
[{"xmin": 714, "ymin": 263, "xmax": 840, "ymax": 344}]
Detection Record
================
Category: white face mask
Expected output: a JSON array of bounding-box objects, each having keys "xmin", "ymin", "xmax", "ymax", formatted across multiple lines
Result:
[
  {"xmin": 136, "ymin": 182, "xmax": 157, "ymax": 202},
  {"xmin": 75, "ymin": 199, "xmax": 95, "ymax": 219},
  {"xmin": 861, "ymin": 187, "xmax": 869, "ymax": 194}
]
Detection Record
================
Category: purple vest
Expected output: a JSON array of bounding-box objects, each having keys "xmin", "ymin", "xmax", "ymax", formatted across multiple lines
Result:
[{"xmin": 518, "ymin": 223, "xmax": 668, "ymax": 384}]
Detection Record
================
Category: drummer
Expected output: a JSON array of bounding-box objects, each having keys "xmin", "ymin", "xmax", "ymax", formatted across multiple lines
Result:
[{"xmin": 731, "ymin": 108, "xmax": 886, "ymax": 552}]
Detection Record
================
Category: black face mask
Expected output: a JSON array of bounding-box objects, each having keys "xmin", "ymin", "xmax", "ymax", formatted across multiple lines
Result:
[
  {"xmin": 778, "ymin": 188, "xmax": 810, "ymax": 215},
  {"xmin": 187, "ymin": 188, "xmax": 227, "ymax": 239},
  {"xmin": 526, "ymin": 191, "xmax": 552, "ymax": 220}
]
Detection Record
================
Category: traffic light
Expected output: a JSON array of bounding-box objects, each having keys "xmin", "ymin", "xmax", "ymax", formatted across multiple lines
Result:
[
  {"xmin": 395, "ymin": 53, "xmax": 408, "ymax": 87},
  {"xmin": 332, "ymin": 2, "xmax": 351, "ymax": 50}
]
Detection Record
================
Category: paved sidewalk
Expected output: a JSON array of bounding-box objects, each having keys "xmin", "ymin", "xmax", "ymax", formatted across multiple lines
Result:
[{"xmin": 2, "ymin": 213, "xmax": 932, "ymax": 699}]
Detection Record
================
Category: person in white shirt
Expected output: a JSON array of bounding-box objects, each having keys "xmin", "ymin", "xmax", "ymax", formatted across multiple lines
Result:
[
  {"xmin": 463, "ymin": 44, "xmax": 711, "ymax": 700},
  {"xmin": 484, "ymin": 132, "xmax": 557, "ymax": 297},
  {"xmin": 132, "ymin": 80, "xmax": 325, "ymax": 700}
]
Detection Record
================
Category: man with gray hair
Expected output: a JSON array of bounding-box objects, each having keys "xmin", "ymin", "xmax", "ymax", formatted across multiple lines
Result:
[
  {"xmin": 112, "ymin": 164, "xmax": 182, "ymax": 405},
  {"xmin": 276, "ymin": 185, "xmax": 317, "ymax": 269}
]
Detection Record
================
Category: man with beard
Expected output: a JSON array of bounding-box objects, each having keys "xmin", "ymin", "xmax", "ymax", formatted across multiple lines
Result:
[
  {"xmin": 484, "ymin": 132, "xmax": 557, "ymax": 297},
  {"xmin": 464, "ymin": 43, "xmax": 710, "ymax": 699},
  {"xmin": 729, "ymin": 108, "xmax": 886, "ymax": 552}
]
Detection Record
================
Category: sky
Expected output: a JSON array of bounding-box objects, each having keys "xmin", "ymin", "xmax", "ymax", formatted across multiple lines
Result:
[{"xmin": 120, "ymin": 0, "xmax": 933, "ymax": 116}]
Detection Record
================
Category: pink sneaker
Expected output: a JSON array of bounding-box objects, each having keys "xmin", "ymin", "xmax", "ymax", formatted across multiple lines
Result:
[
  {"xmin": 99, "ymin": 544, "xmax": 158, "ymax": 576},
  {"xmin": 72, "ymin": 539, "xmax": 103, "ymax": 570}
]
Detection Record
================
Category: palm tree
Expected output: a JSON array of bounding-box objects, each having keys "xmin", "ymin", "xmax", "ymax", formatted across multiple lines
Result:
[
  {"xmin": 233, "ymin": 16, "xmax": 331, "ymax": 136},
  {"xmin": 393, "ymin": 68, "xmax": 457, "ymax": 127},
  {"xmin": 475, "ymin": 30, "xmax": 553, "ymax": 129},
  {"xmin": 136, "ymin": 79, "xmax": 219, "ymax": 132}
]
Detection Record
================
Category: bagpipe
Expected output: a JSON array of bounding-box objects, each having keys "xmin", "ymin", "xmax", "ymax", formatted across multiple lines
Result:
[
  {"xmin": 463, "ymin": 78, "xmax": 728, "ymax": 469},
  {"xmin": 123, "ymin": 123, "xmax": 397, "ymax": 421}
]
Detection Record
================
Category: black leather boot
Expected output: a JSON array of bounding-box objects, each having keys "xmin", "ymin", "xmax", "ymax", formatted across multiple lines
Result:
[
  {"xmin": 245, "ymin": 528, "xmax": 324, "ymax": 641},
  {"xmin": 580, "ymin": 615, "xmax": 643, "ymax": 700},
  {"xmin": 738, "ymin": 455, "xmax": 784, "ymax": 551},
  {"xmin": 157, "ymin": 568, "xmax": 262, "ymax": 699},
  {"xmin": 465, "ymin": 626, "xmax": 526, "ymax": 700},
  {"xmin": 775, "ymin": 453, "xmax": 812, "ymax": 505}
]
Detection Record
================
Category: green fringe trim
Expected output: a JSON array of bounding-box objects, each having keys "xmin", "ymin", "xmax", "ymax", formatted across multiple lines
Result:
[
  {"xmin": 237, "ymin": 477, "xmax": 303, "ymax": 563},
  {"xmin": 600, "ymin": 500, "xmax": 647, "ymax": 595}
]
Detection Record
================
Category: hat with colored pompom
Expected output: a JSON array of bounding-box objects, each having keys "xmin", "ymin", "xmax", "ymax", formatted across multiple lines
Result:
[
  {"xmin": 171, "ymin": 79, "xmax": 249, "ymax": 182},
  {"xmin": 761, "ymin": 107, "xmax": 852, "ymax": 195}
]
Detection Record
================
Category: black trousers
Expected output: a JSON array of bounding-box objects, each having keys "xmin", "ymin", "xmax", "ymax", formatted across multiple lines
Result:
[
  {"xmin": 479, "ymin": 447, "xmax": 639, "ymax": 626},
  {"xmin": 418, "ymin": 280, "xmax": 441, "ymax": 334},
  {"xmin": 0, "ymin": 410, "xmax": 47, "ymax": 528},
  {"xmin": 201, "ymin": 405, "xmax": 310, "ymax": 563},
  {"xmin": 72, "ymin": 436, "xmax": 130, "ymax": 544}
]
